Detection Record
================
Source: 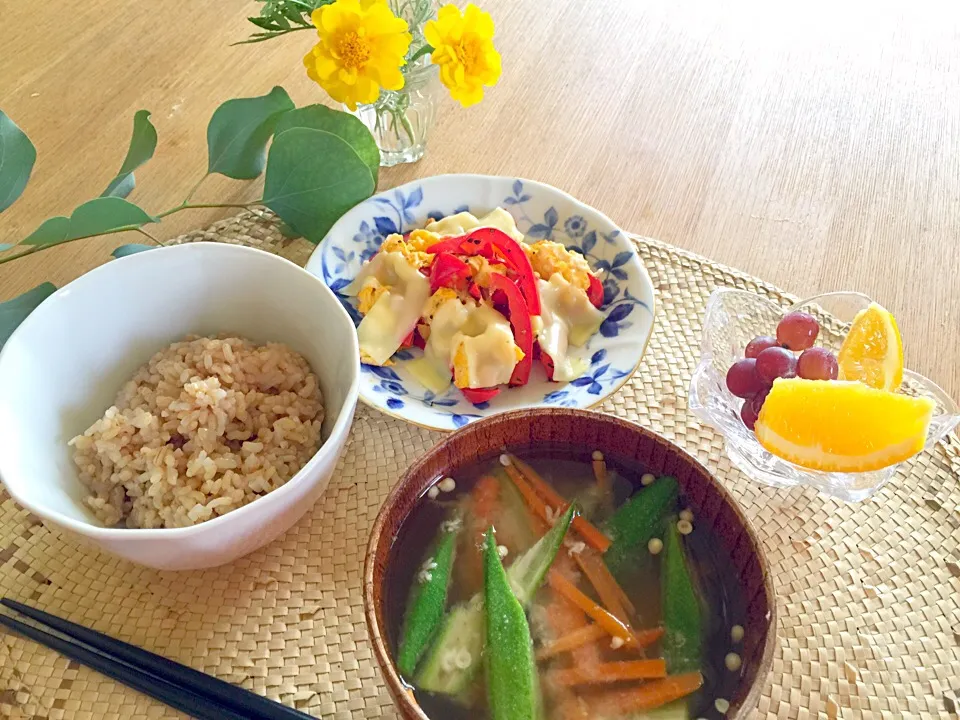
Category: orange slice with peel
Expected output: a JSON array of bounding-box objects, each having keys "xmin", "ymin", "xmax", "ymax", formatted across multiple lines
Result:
[
  {"xmin": 755, "ymin": 378, "xmax": 934, "ymax": 472},
  {"xmin": 837, "ymin": 302, "xmax": 903, "ymax": 391}
]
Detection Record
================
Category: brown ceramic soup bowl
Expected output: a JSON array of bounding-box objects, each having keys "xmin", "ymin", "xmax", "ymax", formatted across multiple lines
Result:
[{"xmin": 364, "ymin": 408, "xmax": 776, "ymax": 720}]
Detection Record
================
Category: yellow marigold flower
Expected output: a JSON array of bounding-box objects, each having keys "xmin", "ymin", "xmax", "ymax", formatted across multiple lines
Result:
[
  {"xmin": 303, "ymin": 0, "xmax": 412, "ymax": 111},
  {"xmin": 425, "ymin": 4, "xmax": 502, "ymax": 108}
]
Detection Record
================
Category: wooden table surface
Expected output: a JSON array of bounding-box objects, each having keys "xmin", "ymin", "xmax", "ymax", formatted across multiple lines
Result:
[{"xmin": 1, "ymin": 0, "xmax": 957, "ymax": 397}]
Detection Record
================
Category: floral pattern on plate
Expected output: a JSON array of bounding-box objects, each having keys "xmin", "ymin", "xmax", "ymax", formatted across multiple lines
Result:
[{"xmin": 304, "ymin": 175, "xmax": 655, "ymax": 431}]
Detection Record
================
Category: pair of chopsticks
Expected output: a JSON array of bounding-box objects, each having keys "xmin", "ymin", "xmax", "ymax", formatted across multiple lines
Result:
[{"xmin": 0, "ymin": 598, "xmax": 315, "ymax": 719}]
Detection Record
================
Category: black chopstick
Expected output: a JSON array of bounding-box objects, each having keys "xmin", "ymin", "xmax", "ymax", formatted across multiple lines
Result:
[
  {"xmin": 0, "ymin": 614, "xmax": 250, "ymax": 720},
  {"xmin": 1, "ymin": 598, "xmax": 315, "ymax": 720}
]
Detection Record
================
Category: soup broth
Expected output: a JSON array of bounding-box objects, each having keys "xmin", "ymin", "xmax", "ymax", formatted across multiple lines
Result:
[{"xmin": 385, "ymin": 446, "xmax": 747, "ymax": 719}]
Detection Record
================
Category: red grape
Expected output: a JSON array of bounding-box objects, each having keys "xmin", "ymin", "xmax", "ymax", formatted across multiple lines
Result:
[
  {"xmin": 750, "ymin": 388, "xmax": 770, "ymax": 416},
  {"xmin": 740, "ymin": 400, "xmax": 759, "ymax": 430},
  {"xmin": 797, "ymin": 347, "xmax": 839, "ymax": 380},
  {"xmin": 745, "ymin": 335, "xmax": 779, "ymax": 359},
  {"xmin": 725, "ymin": 358, "xmax": 766, "ymax": 398},
  {"xmin": 777, "ymin": 311, "xmax": 820, "ymax": 351},
  {"xmin": 756, "ymin": 346, "xmax": 797, "ymax": 383}
]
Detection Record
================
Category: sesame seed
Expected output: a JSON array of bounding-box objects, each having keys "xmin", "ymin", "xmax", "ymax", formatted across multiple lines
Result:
[
  {"xmin": 439, "ymin": 477, "xmax": 456, "ymax": 493},
  {"xmin": 677, "ymin": 519, "xmax": 693, "ymax": 535},
  {"xmin": 725, "ymin": 652, "xmax": 742, "ymax": 671},
  {"xmin": 715, "ymin": 698, "xmax": 730, "ymax": 714},
  {"xmin": 648, "ymin": 538, "xmax": 663, "ymax": 555},
  {"xmin": 679, "ymin": 509, "xmax": 694, "ymax": 522},
  {"xmin": 591, "ymin": 450, "xmax": 604, "ymax": 461},
  {"xmin": 609, "ymin": 636, "xmax": 625, "ymax": 649},
  {"xmin": 641, "ymin": 473, "xmax": 656, "ymax": 486},
  {"xmin": 427, "ymin": 486, "xmax": 440, "ymax": 499},
  {"xmin": 499, "ymin": 454, "xmax": 512, "ymax": 466},
  {"xmin": 731, "ymin": 625, "xmax": 745, "ymax": 643},
  {"xmin": 497, "ymin": 545, "xmax": 509, "ymax": 558}
]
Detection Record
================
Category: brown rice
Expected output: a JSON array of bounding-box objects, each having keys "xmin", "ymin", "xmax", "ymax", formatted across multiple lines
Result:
[{"xmin": 69, "ymin": 336, "xmax": 324, "ymax": 529}]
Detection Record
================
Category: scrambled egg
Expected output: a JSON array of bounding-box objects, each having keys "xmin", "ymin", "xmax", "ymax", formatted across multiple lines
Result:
[
  {"xmin": 527, "ymin": 240, "xmax": 593, "ymax": 291},
  {"xmin": 379, "ymin": 232, "xmax": 436, "ymax": 270},
  {"xmin": 466, "ymin": 255, "xmax": 507, "ymax": 285},
  {"xmin": 357, "ymin": 278, "xmax": 388, "ymax": 315},
  {"xmin": 423, "ymin": 287, "xmax": 461, "ymax": 322}
]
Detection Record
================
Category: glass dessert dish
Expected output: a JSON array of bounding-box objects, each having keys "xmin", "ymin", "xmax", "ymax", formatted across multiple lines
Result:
[{"xmin": 689, "ymin": 289, "xmax": 959, "ymax": 501}]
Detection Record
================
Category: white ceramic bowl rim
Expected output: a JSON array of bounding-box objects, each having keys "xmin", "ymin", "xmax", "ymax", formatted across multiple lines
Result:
[{"xmin": 0, "ymin": 243, "xmax": 361, "ymax": 541}]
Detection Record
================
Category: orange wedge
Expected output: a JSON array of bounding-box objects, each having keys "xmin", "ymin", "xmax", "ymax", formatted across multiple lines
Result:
[
  {"xmin": 755, "ymin": 378, "xmax": 934, "ymax": 472},
  {"xmin": 837, "ymin": 303, "xmax": 903, "ymax": 391}
]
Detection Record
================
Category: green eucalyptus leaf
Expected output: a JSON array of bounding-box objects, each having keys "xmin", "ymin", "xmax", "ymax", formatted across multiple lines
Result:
[
  {"xmin": 274, "ymin": 104, "xmax": 379, "ymax": 185},
  {"xmin": 0, "ymin": 110, "xmax": 37, "ymax": 214},
  {"xmin": 262, "ymin": 127, "xmax": 375, "ymax": 244},
  {"xmin": 22, "ymin": 197, "xmax": 156, "ymax": 246},
  {"xmin": 207, "ymin": 86, "xmax": 295, "ymax": 179},
  {"xmin": 112, "ymin": 243, "xmax": 155, "ymax": 258},
  {"xmin": 102, "ymin": 110, "xmax": 158, "ymax": 198},
  {"xmin": 0, "ymin": 283, "xmax": 56, "ymax": 348}
]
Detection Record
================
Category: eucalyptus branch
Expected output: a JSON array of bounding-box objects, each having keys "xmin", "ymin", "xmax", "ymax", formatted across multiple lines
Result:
[
  {"xmin": 0, "ymin": 224, "xmax": 148, "ymax": 267},
  {"xmin": 135, "ymin": 227, "xmax": 165, "ymax": 246},
  {"xmin": 155, "ymin": 202, "xmax": 259, "ymax": 220}
]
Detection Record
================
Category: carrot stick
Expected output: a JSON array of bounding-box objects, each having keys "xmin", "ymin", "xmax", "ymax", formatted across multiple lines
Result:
[
  {"xmin": 502, "ymin": 463, "xmax": 556, "ymax": 529},
  {"xmin": 547, "ymin": 571, "xmax": 639, "ymax": 646},
  {"xmin": 509, "ymin": 455, "xmax": 612, "ymax": 553},
  {"xmin": 550, "ymin": 659, "xmax": 668, "ymax": 687},
  {"xmin": 456, "ymin": 475, "xmax": 502, "ymax": 597},
  {"xmin": 575, "ymin": 548, "xmax": 635, "ymax": 622},
  {"xmin": 537, "ymin": 624, "xmax": 608, "ymax": 661},
  {"xmin": 538, "ymin": 625, "xmax": 665, "ymax": 662},
  {"xmin": 586, "ymin": 672, "xmax": 704, "ymax": 714}
]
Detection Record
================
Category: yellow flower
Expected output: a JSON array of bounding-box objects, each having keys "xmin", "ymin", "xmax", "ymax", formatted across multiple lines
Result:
[
  {"xmin": 303, "ymin": 0, "xmax": 412, "ymax": 111},
  {"xmin": 425, "ymin": 4, "xmax": 502, "ymax": 108}
]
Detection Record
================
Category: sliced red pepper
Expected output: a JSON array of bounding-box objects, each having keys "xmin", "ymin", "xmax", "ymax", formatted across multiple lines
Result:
[
  {"xmin": 487, "ymin": 273, "xmax": 534, "ymax": 387},
  {"xmin": 587, "ymin": 273, "xmax": 604, "ymax": 309},
  {"xmin": 461, "ymin": 386, "xmax": 501, "ymax": 404},
  {"xmin": 400, "ymin": 330, "xmax": 414, "ymax": 348},
  {"xmin": 426, "ymin": 234, "xmax": 495, "ymax": 260},
  {"xmin": 468, "ymin": 282, "xmax": 482, "ymax": 300},
  {"xmin": 412, "ymin": 326, "xmax": 427, "ymax": 350},
  {"xmin": 430, "ymin": 252, "xmax": 472, "ymax": 293},
  {"xmin": 540, "ymin": 347, "xmax": 556, "ymax": 381},
  {"xmin": 426, "ymin": 228, "xmax": 541, "ymax": 315}
]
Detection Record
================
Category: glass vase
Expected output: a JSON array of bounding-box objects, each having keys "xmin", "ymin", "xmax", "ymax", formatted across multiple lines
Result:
[{"xmin": 348, "ymin": 62, "xmax": 440, "ymax": 167}]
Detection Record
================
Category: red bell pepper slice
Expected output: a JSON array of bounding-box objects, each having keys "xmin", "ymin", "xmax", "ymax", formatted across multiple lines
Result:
[
  {"xmin": 412, "ymin": 326, "xmax": 426, "ymax": 350},
  {"xmin": 461, "ymin": 386, "xmax": 501, "ymax": 404},
  {"xmin": 430, "ymin": 252, "xmax": 472, "ymax": 293},
  {"xmin": 468, "ymin": 282, "xmax": 482, "ymax": 300},
  {"xmin": 540, "ymin": 347, "xmax": 556, "ymax": 381},
  {"xmin": 587, "ymin": 273, "xmax": 604, "ymax": 309},
  {"xmin": 487, "ymin": 273, "xmax": 534, "ymax": 387},
  {"xmin": 400, "ymin": 330, "xmax": 414, "ymax": 348},
  {"xmin": 426, "ymin": 228, "xmax": 541, "ymax": 315}
]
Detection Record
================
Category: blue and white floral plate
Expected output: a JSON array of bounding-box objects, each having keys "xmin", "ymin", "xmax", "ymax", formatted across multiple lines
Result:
[{"xmin": 303, "ymin": 175, "xmax": 655, "ymax": 431}]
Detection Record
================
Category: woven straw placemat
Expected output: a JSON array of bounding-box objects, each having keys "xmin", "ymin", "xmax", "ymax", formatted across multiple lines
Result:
[{"xmin": 1, "ymin": 210, "xmax": 958, "ymax": 720}]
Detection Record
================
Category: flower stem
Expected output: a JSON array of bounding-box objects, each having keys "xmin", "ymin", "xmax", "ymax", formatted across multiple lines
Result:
[{"xmin": 408, "ymin": 44, "xmax": 434, "ymax": 64}]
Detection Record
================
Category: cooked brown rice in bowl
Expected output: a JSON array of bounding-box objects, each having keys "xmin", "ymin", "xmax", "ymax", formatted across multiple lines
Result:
[{"xmin": 69, "ymin": 335, "xmax": 325, "ymax": 529}]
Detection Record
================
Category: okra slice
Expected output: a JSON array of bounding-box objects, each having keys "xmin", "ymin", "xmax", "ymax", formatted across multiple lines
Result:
[
  {"xmin": 662, "ymin": 517, "xmax": 702, "ymax": 674},
  {"xmin": 483, "ymin": 527, "xmax": 541, "ymax": 720},
  {"xmin": 397, "ymin": 516, "xmax": 460, "ymax": 677},
  {"xmin": 603, "ymin": 476, "xmax": 678, "ymax": 576}
]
